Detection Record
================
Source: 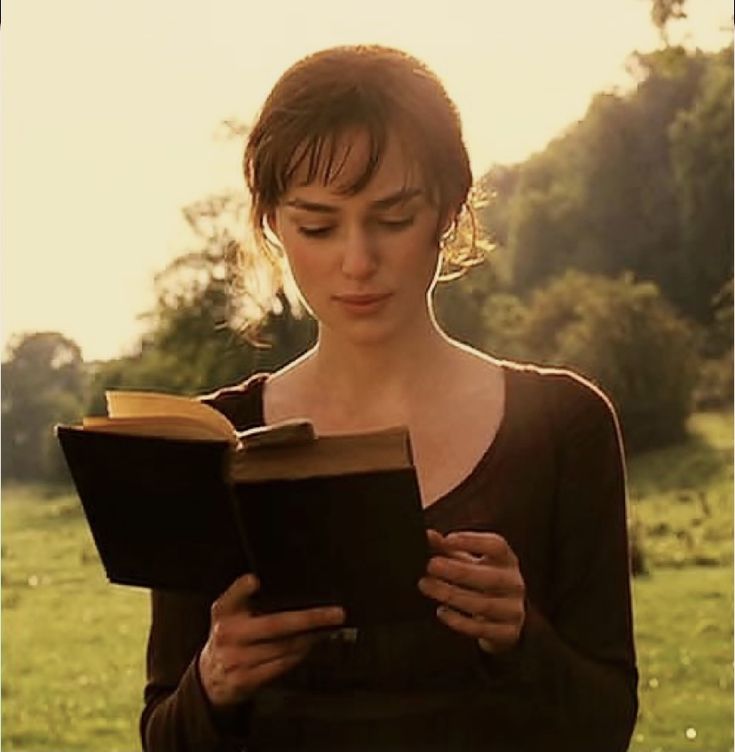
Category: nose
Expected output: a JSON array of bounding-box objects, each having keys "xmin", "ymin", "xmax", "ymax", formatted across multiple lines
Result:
[{"xmin": 340, "ymin": 226, "xmax": 378, "ymax": 280}]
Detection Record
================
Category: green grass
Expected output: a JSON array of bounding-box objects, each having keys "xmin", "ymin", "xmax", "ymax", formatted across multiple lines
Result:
[
  {"xmin": 1, "ymin": 411, "xmax": 733, "ymax": 751},
  {"xmin": 630, "ymin": 566, "xmax": 732, "ymax": 751},
  {"xmin": 2, "ymin": 486, "xmax": 149, "ymax": 751},
  {"xmin": 627, "ymin": 412, "xmax": 733, "ymax": 570},
  {"xmin": 627, "ymin": 411, "xmax": 734, "ymax": 752}
]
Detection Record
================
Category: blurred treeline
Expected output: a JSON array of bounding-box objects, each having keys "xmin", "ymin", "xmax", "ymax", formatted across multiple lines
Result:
[{"xmin": 2, "ymin": 41, "xmax": 732, "ymax": 483}]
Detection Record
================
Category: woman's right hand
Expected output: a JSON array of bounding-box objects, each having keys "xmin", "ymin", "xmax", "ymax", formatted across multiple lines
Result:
[{"xmin": 198, "ymin": 573, "xmax": 346, "ymax": 709}]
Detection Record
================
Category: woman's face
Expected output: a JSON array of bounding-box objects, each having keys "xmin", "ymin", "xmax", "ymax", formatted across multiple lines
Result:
[{"xmin": 272, "ymin": 131, "xmax": 445, "ymax": 344}]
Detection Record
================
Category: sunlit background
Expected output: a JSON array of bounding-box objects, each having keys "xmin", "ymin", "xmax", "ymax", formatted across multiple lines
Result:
[
  {"xmin": 2, "ymin": 0, "xmax": 731, "ymax": 360},
  {"xmin": 2, "ymin": 3, "xmax": 733, "ymax": 751}
]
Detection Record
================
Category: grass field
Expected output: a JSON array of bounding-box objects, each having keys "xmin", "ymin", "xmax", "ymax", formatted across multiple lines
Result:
[{"xmin": 2, "ymin": 411, "xmax": 733, "ymax": 751}]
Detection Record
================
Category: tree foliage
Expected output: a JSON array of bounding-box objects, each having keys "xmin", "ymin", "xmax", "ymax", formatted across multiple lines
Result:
[
  {"xmin": 480, "ymin": 45, "xmax": 731, "ymax": 337},
  {"xmin": 521, "ymin": 271, "xmax": 698, "ymax": 451},
  {"xmin": 669, "ymin": 47, "xmax": 734, "ymax": 321},
  {"xmin": 532, "ymin": 273, "xmax": 696, "ymax": 446},
  {"xmin": 85, "ymin": 191, "xmax": 316, "ymax": 413},
  {"xmin": 650, "ymin": 0, "xmax": 688, "ymax": 45},
  {"xmin": 2, "ymin": 332, "xmax": 87, "ymax": 482}
]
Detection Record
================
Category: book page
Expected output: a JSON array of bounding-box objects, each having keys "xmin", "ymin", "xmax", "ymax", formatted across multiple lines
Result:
[
  {"xmin": 105, "ymin": 390, "xmax": 235, "ymax": 441},
  {"xmin": 230, "ymin": 427, "xmax": 413, "ymax": 481},
  {"xmin": 83, "ymin": 416, "xmax": 233, "ymax": 443}
]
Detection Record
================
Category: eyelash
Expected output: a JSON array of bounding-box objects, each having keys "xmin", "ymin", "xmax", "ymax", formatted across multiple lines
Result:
[{"xmin": 297, "ymin": 218, "xmax": 415, "ymax": 238}]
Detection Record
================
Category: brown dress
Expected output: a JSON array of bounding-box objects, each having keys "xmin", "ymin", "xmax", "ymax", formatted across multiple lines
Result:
[{"xmin": 140, "ymin": 361, "xmax": 638, "ymax": 751}]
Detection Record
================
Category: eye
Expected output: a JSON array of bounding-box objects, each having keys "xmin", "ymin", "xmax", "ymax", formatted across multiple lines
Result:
[
  {"xmin": 378, "ymin": 217, "xmax": 415, "ymax": 231},
  {"xmin": 297, "ymin": 226, "xmax": 335, "ymax": 238}
]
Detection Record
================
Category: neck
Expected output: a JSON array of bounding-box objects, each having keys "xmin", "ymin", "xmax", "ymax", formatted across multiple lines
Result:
[{"xmin": 306, "ymin": 307, "xmax": 455, "ymax": 424}]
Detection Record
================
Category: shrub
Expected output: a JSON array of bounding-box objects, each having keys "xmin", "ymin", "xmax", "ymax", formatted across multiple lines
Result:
[
  {"xmin": 693, "ymin": 353, "xmax": 733, "ymax": 410},
  {"xmin": 519, "ymin": 271, "xmax": 699, "ymax": 452}
]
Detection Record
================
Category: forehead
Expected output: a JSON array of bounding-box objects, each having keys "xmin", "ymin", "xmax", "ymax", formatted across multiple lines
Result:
[{"xmin": 284, "ymin": 128, "xmax": 425, "ymax": 201}]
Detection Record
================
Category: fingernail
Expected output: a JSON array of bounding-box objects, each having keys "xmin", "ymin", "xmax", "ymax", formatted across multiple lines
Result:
[{"xmin": 327, "ymin": 607, "xmax": 346, "ymax": 620}]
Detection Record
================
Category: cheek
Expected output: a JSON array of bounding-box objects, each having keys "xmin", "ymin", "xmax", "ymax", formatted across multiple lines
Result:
[
  {"xmin": 398, "ymin": 229, "xmax": 442, "ymax": 283},
  {"xmin": 279, "ymin": 231, "xmax": 329, "ymax": 298}
]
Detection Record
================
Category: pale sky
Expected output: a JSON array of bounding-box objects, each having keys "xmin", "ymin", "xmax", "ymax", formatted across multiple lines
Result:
[{"xmin": 2, "ymin": 0, "xmax": 732, "ymax": 362}]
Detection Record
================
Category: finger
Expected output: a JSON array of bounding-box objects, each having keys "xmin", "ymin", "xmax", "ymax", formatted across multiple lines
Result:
[
  {"xmin": 220, "ymin": 640, "xmax": 307, "ymax": 699},
  {"xmin": 209, "ymin": 606, "xmax": 346, "ymax": 651},
  {"xmin": 444, "ymin": 531, "xmax": 517, "ymax": 565},
  {"xmin": 245, "ymin": 605, "xmax": 346, "ymax": 643},
  {"xmin": 250, "ymin": 633, "xmax": 319, "ymax": 667},
  {"xmin": 425, "ymin": 556, "xmax": 523, "ymax": 596},
  {"xmin": 426, "ymin": 529, "xmax": 445, "ymax": 553},
  {"xmin": 436, "ymin": 605, "xmax": 522, "ymax": 648},
  {"xmin": 427, "ymin": 529, "xmax": 479, "ymax": 564},
  {"xmin": 443, "ymin": 549, "xmax": 481, "ymax": 564},
  {"xmin": 227, "ymin": 631, "xmax": 320, "ymax": 670},
  {"xmin": 418, "ymin": 576, "xmax": 523, "ymax": 623},
  {"xmin": 227, "ymin": 646, "xmax": 310, "ymax": 698},
  {"xmin": 212, "ymin": 574, "xmax": 259, "ymax": 618}
]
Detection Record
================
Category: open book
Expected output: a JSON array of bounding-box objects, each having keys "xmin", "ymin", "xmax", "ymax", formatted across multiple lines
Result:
[{"xmin": 56, "ymin": 390, "xmax": 433, "ymax": 626}]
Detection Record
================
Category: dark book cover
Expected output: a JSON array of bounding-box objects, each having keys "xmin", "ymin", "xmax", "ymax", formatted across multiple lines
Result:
[{"xmin": 56, "ymin": 426, "xmax": 434, "ymax": 626}]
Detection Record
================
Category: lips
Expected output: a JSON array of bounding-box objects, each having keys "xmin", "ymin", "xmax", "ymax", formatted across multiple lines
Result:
[
  {"xmin": 333, "ymin": 293, "xmax": 392, "ymax": 304},
  {"xmin": 332, "ymin": 292, "xmax": 393, "ymax": 314}
]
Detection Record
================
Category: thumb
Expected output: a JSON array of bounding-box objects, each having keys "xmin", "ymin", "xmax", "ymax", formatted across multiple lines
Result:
[
  {"xmin": 426, "ymin": 528, "xmax": 445, "ymax": 552},
  {"xmin": 212, "ymin": 573, "xmax": 259, "ymax": 616}
]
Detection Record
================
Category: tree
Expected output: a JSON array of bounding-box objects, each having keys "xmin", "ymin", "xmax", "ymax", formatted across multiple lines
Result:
[
  {"xmin": 86, "ymin": 189, "xmax": 316, "ymax": 411},
  {"xmin": 649, "ymin": 0, "xmax": 688, "ymax": 46},
  {"xmin": 669, "ymin": 47, "xmax": 734, "ymax": 325},
  {"xmin": 2, "ymin": 332, "xmax": 87, "ymax": 482},
  {"xmin": 519, "ymin": 271, "xmax": 698, "ymax": 451},
  {"xmin": 85, "ymin": 192, "xmax": 258, "ymax": 408},
  {"xmin": 495, "ymin": 45, "xmax": 729, "ymax": 329}
]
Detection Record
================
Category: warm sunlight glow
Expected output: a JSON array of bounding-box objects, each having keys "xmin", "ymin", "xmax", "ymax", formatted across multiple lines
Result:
[{"xmin": 2, "ymin": 0, "xmax": 731, "ymax": 361}]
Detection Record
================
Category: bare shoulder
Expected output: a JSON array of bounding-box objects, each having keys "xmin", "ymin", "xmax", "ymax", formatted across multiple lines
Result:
[
  {"xmin": 444, "ymin": 340, "xmax": 505, "ymax": 400},
  {"xmin": 415, "ymin": 340, "xmax": 506, "ymax": 434}
]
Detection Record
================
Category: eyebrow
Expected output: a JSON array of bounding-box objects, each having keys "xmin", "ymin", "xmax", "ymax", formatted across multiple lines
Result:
[{"xmin": 284, "ymin": 187, "xmax": 423, "ymax": 213}]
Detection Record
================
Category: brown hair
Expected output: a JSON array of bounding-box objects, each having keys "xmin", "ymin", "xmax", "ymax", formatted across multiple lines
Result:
[{"xmin": 232, "ymin": 45, "xmax": 487, "ymax": 325}]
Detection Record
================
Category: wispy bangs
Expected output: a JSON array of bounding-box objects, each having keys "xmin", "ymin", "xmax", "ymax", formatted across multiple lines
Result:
[{"xmin": 274, "ymin": 100, "xmax": 425, "ymax": 199}]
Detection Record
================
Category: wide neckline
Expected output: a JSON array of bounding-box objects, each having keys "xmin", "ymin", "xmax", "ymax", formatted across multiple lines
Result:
[
  {"xmin": 421, "ymin": 362, "xmax": 512, "ymax": 515},
  {"xmin": 253, "ymin": 362, "xmax": 514, "ymax": 516}
]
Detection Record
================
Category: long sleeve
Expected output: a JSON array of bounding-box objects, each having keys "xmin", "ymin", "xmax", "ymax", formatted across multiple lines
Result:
[
  {"xmin": 478, "ymin": 372, "xmax": 638, "ymax": 750},
  {"xmin": 140, "ymin": 589, "xmax": 252, "ymax": 752},
  {"xmin": 140, "ymin": 376, "xmax": 263, "ymax": 752}
]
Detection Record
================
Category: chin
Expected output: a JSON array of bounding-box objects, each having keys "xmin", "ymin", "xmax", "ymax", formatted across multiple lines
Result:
[{"xmin": 320, "ymin": 313, "xmax": 414, "ymax": 347}]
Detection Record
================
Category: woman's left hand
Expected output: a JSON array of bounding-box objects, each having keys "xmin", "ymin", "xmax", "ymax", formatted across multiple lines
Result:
[{"xmin": 419, "ymin": 529, "xmax": 526, "ymax": 654}]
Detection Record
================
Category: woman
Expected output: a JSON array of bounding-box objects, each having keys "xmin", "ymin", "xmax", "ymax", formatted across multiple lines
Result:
[{"xmin": 141, "ymin": 45, "xmax": 638, "ymax": 751}]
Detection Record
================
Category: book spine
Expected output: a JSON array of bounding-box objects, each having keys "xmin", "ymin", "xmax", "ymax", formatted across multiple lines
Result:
[{"xmin": 224, "ymin": 447, "xmax": 257, "ymax": 579}]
